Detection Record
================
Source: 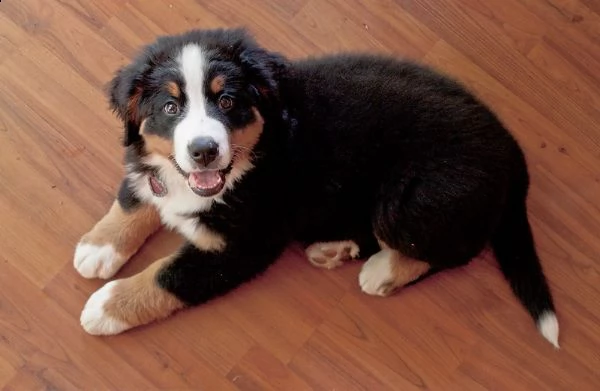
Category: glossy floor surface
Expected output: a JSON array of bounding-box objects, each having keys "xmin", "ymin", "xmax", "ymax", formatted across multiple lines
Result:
[{"xmin": 1, "ymin": 0, "xmax": 599, "ymax": 389}]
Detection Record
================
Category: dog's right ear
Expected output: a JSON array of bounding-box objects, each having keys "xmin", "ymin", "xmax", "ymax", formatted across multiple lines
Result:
[{"xmin": 107, "ymin": 62, "xmax": 149, "ymax": 146}]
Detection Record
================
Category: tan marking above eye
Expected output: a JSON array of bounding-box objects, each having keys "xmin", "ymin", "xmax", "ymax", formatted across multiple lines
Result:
[
  {"xmin": 102, "ymin": 254, "xmax": 185, "ymax": 328},
  {"xmin": 166, "ymin": 81, "xmax": 180, "ymax": 98},
  {"xmin": 210, "ymin": 75, "xmax": 226, "ymax": 94}
]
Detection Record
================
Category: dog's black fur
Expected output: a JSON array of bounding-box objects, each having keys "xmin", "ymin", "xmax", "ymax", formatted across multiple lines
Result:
[{"xmin": 110, "ymin": 28, "xmax": 555, "ymax": 337}]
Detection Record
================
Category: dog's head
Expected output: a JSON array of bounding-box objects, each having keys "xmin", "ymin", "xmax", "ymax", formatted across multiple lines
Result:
[{"xmin": 108, "ymin": 28, "xmax": 285, "ymax": 197}]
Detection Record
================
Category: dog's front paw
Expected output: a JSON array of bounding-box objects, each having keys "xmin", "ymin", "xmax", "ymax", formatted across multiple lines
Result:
[
  {"xmin": 80, "ymin": 281, "xmax": 132, "ymax": 335},
  {"xmin": 74, "ymin": 241, "xmax": 128, "ymax": 279},
  {"xmin": 73, "ymin": 201, "xmax": 162, "ymax": 279}
]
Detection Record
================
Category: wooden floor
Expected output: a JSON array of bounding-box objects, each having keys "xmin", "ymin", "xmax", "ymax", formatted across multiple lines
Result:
[{"xmin": 1, "ymin": 0, "xmax": 599, "ymax": 389}]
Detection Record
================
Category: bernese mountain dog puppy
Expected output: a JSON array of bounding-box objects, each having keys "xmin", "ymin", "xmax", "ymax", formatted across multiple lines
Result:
[{"xmin": 74, "ymin": 28, "xmax": 559, "ymax": 347}]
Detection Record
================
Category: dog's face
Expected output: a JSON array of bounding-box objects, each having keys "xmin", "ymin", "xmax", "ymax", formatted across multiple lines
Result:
[{"xmin": 109, "ymin": 29, "xmax": 283, "ymax": 197}]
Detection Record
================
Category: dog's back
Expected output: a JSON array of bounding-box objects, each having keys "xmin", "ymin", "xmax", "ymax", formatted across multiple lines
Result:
[{"xmin": 278, "ymin": 53, "xmax": 558, "ymax": 347}]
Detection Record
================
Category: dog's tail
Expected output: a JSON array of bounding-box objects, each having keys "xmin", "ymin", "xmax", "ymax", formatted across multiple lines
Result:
[{"xmin": 490, "ymin": 173, "xmax": 559, "ymax": 348}]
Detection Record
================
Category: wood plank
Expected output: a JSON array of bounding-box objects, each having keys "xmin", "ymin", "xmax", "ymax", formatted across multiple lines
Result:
[
  {"xmin": 216, "ymin": 247, "xmax": 350, "ymax": 364},
  {"xmin": 0, "ymin": 47, "xmax": 124, "ymax": 286},
  {"xmin": 190, "ymin": 0, "xmax": 321, "ymax": 57},
  {"xmin": 396, "ymin": 0, "xmax": 600, "ymax": 158},
  {"xmin": 423, "ymin": 40, "xmax": 600, "ymax": 203},
  {"xmin": 0, "ymin": 354, "xmax": 17, "ymax": 390},
  {"xmin": 289, "ymin": 0, "xmax": 438, "ymax": 58},
  {"xmin": 0, "ymin": 0, "xmax": 599, "ymax": 389},
  {"xmin": 227, "ymin": 346, "xmax": 312, "ymax": 391},
  {"xmin": 290, "ymin": 289, "xmax": 476, "ymax": 390},
  {"xmin": 0, "ymin": 10, "xmax": 31, "ymax": 65},
  {"xmin": 0, "ymin": 0, "xmax": 128, "ymax": 90},
  {"xmin": 526, "ymin": 39, "xmax": 600, "ymax": 123},
  {"xmin": 0, "ymin": 263, "xmax": 154, "ymax": 389}
]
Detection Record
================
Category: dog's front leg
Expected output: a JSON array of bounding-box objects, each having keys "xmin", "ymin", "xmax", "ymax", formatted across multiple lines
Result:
[
  {"xmin": 73, "ymin": 178, "xmax": 162, "ymax": 279},
  {"xmin": 79, "ymin": 242, "xmax": 277, "ymax": 335}
]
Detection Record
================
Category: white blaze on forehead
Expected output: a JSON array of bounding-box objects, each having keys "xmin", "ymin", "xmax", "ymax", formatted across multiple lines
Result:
[
  {"xmin": 174, "ymin": 44, "xmax": 230, "ymax": 173},
  {"xmin": 179, "ymin": 45, "xmax": 206, "ymax": 110}
]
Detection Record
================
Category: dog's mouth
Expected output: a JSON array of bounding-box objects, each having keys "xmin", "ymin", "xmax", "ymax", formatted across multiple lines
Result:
[
  {"xmin": 169, "ymin": 155, "xmax": 231, "ymax": 197},
  {"xmin": 187, "ymin": 170, "xmax": 226, "ymax": 197}
]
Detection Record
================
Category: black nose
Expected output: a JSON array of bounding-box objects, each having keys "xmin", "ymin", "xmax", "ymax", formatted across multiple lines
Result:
[{"xmin": 188, "ymin": 137, "xmax": 219, "ymax": 166}]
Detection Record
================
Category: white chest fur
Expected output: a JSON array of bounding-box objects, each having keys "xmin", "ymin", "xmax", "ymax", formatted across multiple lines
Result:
[{"xmin": 128, "ymin": 154, "xmax": 220, "ymax": 241}]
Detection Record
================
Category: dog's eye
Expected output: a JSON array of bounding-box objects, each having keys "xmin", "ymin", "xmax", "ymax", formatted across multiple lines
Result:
[
  {"xmin": 218, "ymin": 95, "xmax": 234, "ymax": 111},
  {"xmin": 164, "ymin": 102, "xmax": 179, "ymax": 115}
]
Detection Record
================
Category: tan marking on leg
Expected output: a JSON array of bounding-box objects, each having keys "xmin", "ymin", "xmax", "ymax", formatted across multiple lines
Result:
[
  {"xmin": 81, "ymin": 200, "xmax": 161, "ymax": 257},
  {"xmin": 80, "ymin": 255, "xmax": 185, "ymax": 334},
  {"xmin": 359, "ymin": 249, "xmax": 430, "ymax": 296},
  {"xmin": 105, "ymin": 255, "xmax": 184, "ymax": 326},
  {"xmin": 191, "ymin": 224, "xmax": 226, "ymax": 252},
  {"xmin": 75, "ymin": 200, "xmax": 162, "ymax": 279},
  {"xmin": 166, "ymin": 81, "xmax": 181, "ymax": 98},
  {"xmin": 305, "ymin": 240, "xmax": 360, "ymax": 269},
  {"xmin": 210, "ymin": 75, "xmax": 225, "ymax": 94},
  {"xmin": 391, "ymin": 254, "xmax": 430, "ymax": 288}
]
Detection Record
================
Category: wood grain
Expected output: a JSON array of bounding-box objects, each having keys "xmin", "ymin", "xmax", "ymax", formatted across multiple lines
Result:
[{"xmin": 1, "ymin": 0, "xmax": 599, "ymax": 389}]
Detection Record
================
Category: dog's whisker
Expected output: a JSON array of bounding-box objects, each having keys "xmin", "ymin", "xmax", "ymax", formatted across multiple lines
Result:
[{"xmin": 231, "ymin": 144, "xmax": 258, "ymax": 160}]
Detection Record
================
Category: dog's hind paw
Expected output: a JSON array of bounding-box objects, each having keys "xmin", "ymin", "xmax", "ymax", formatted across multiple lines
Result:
[{"xmin": 305, "ymin": 240, "xmax": 360, "ymax": 269}]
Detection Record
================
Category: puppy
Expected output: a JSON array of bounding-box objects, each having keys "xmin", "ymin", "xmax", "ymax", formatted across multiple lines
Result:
[{"xmin": 74, "ymin": 28, "xmax": 558, "ymax": 347}]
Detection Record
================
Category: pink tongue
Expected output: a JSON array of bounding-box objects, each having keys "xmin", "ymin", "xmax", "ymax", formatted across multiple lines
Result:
[{"xmin": 189, "ymin": 171, "xmax": 223, "ymax": 189}]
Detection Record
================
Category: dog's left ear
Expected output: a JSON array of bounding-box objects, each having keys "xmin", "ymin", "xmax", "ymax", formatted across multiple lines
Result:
[
  {"xmin": 107, "ymin": 61, "xmax": 150, "ymax": 147},
  {"xmin": 239, "ymin": 46, "xmax": 287, "ymax": 106}
]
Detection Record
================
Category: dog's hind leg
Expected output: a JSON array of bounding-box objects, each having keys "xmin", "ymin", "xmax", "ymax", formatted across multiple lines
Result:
[
  {"xmin": 358, "ymin": 240, "xmax": 431, "ymax": 296},
  {"xmin": 359, "ymin": 162, "xmax": 493, "ymax": 297},
  {"xmin": 305, "ymin": 240, "xmax": 360, "ymax": 269}
]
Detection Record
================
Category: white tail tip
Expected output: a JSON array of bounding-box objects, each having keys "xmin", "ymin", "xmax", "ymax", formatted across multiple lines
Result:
[{"xmin": 537, "ymin": 311, "xmax": 560, "ymax": 349}]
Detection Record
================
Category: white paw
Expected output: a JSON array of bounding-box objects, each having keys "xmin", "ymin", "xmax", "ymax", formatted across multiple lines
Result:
[
  {"xmin": 80, "ymin": 281, "xmax": 131, "ymax": 335},
  {"xmin": 359, "ymin": 250, "xmax": 396, "ymax": 296},
  {"xmin": 306, "ymin": 240, "xmax": 360, "ymax": 269},
  {"xmin": 74, "ymin": 242, "xmax": 127, "ymax": 279}
]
